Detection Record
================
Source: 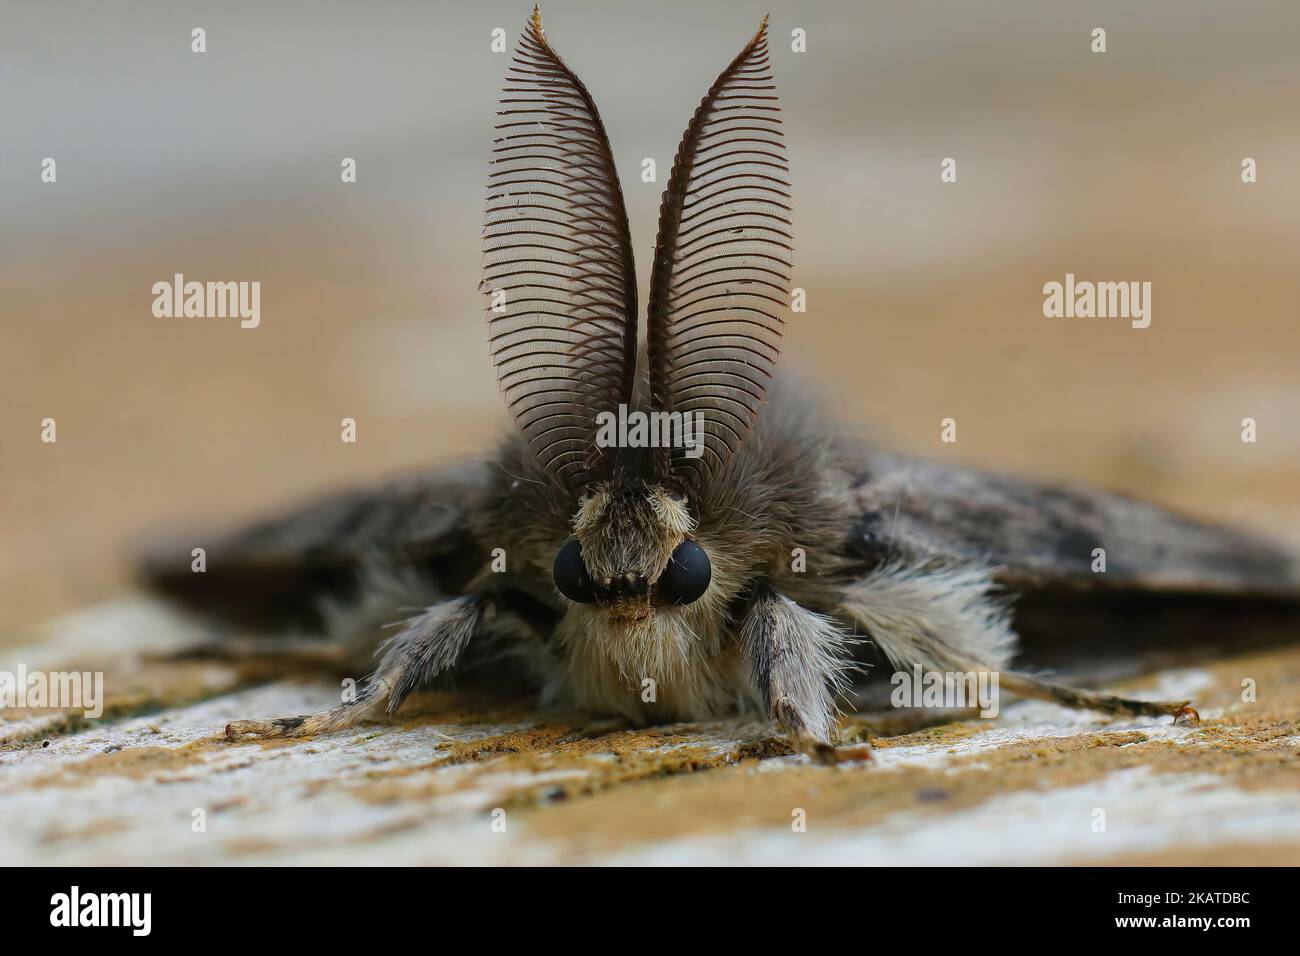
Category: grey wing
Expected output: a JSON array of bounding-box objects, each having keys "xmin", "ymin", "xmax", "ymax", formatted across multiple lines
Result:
[
  {"xmin": 137, "ymin": 461, "xmax": 490, "ymax": 632},
  {"xmin": 845, "ymin": 450, "xmax": 1300, "ymax": 599}
]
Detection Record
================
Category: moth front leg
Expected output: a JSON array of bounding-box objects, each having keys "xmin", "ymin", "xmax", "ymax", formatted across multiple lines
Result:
[
  {"xmin": 225, "ymin": 595, "xmax": 486, "ymax": 739},
  {"xmin": 739, "ymin": 583, "xmax": 870, "ymax": 764}
]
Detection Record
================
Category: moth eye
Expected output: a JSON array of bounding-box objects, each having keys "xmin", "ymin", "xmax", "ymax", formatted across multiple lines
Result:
[
  {"xmin": 553, "ymin": 539, "xmax": 596, "ymax": 604},
  {"xmin": 657, "ymin": 540, "xmax": 711, "ymax": 606}
]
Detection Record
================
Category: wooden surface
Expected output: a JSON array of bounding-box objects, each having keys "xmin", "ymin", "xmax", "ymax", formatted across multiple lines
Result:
[{"xmin": 3, "ymin": 596, "xmax": 1298, "ymax": 865}]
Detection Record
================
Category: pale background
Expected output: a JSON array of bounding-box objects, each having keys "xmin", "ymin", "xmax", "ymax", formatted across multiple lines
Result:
[{"xmin": 3, "ymin": 0, "xmax": 1299, "ymax": 632}]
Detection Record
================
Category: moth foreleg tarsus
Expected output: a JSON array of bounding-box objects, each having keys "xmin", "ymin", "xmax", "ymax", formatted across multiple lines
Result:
[
  {"xmin": 998, "ymin": 671, "xmax": 1200, "ymax": 725},
  {"xmin": 773, "ymin": 696, "xmax": 873, "ymax": 765},
  {"xmin": 224, "ymin": 685, "xmax": 387, "ymax": 740},
  {"xmin": 740, "ymin": 583, "xmax": 869, "ymax": 764},
  {"xmin": 224, "ymin": 595, "xmax": 488, "ymax": 740}
]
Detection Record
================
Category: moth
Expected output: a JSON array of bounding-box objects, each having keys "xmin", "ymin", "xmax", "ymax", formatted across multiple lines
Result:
[{"xmin": 142, "ymin": 8, "xmax": 1300, "ymax": 763}]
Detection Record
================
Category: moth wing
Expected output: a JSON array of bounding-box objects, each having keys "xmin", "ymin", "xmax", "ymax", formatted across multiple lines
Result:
[
  {"xmin": 847, "ymin": 451, "xmax": 1300, "ymax": 599},
  {"xmin": 137, "ymin": 461, "xmax": 490, "ymax": 631}
]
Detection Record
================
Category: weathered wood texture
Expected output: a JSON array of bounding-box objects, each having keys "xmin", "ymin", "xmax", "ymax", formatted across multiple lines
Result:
[{"xmin": 2, "ymin": 598, "xmax": 1298, "ymax": 865}]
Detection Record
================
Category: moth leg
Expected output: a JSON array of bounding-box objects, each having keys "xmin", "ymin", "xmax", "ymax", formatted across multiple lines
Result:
[
  {"xmin": 840, "ymin": 561, "xmax": 1198, "ymax": 724},
  {"xmin": 225, "ymin": 595, "xmax": 487, "ymax": 739},
  {"xmin": 998, "ymin": 671, "xmax": 1198, "ymax": 723},
  {"xmin": 740, "ymin": 583, "xmax": 870, "ymax": 764}
]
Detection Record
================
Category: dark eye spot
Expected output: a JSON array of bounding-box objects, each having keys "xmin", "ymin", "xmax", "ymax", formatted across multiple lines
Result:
[
  {"xmin": 657, "ymin": 540, "xmax": 711, "ymax": 606},
  {"xmin": 553, "ymin": 539, "xmax": 595, "ymax": 603}
]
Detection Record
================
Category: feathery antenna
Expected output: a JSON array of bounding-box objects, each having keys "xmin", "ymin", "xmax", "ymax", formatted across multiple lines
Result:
[
  {"xmin": 645, "ymin": 16, "xmax": 791, "ymax": 494},
  {"xmin": 481, "ymin": 7, "xmax": 638, "ymax": 492}
]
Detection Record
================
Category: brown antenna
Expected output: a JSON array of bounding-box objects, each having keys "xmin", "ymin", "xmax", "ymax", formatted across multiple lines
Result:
[
  {"xmin": 482, "ymin": 6, "xmax": 638, "ymax": 493},
  {"xmin": 645, "ymin": 16, "xmax": 792, "ymax": 495}
]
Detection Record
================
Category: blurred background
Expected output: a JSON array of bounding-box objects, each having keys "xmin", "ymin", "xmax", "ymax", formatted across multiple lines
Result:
[{"xmin": 2, "ymin": 0, "xmax": 1298, "ymax": 633}]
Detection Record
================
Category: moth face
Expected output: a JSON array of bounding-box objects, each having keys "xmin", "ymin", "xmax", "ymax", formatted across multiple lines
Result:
[{"xmin": 553, "ymin": 480, "xmax": 710, "ymax": 621}]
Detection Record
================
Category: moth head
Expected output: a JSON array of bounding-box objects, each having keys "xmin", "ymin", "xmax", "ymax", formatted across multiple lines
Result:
[{"xmin": 552, "ymin": 478, "xmax": 710, "ymax": 620}]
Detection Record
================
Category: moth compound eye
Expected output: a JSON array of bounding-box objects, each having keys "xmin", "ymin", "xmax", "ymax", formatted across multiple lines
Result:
[
  {"xmin": 657, "ymin": 540, "xmax": 711, "ymax": 606},
  {"xmin": 553, "ymin": 539, "xmax": 596, "ymax": 603}
]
